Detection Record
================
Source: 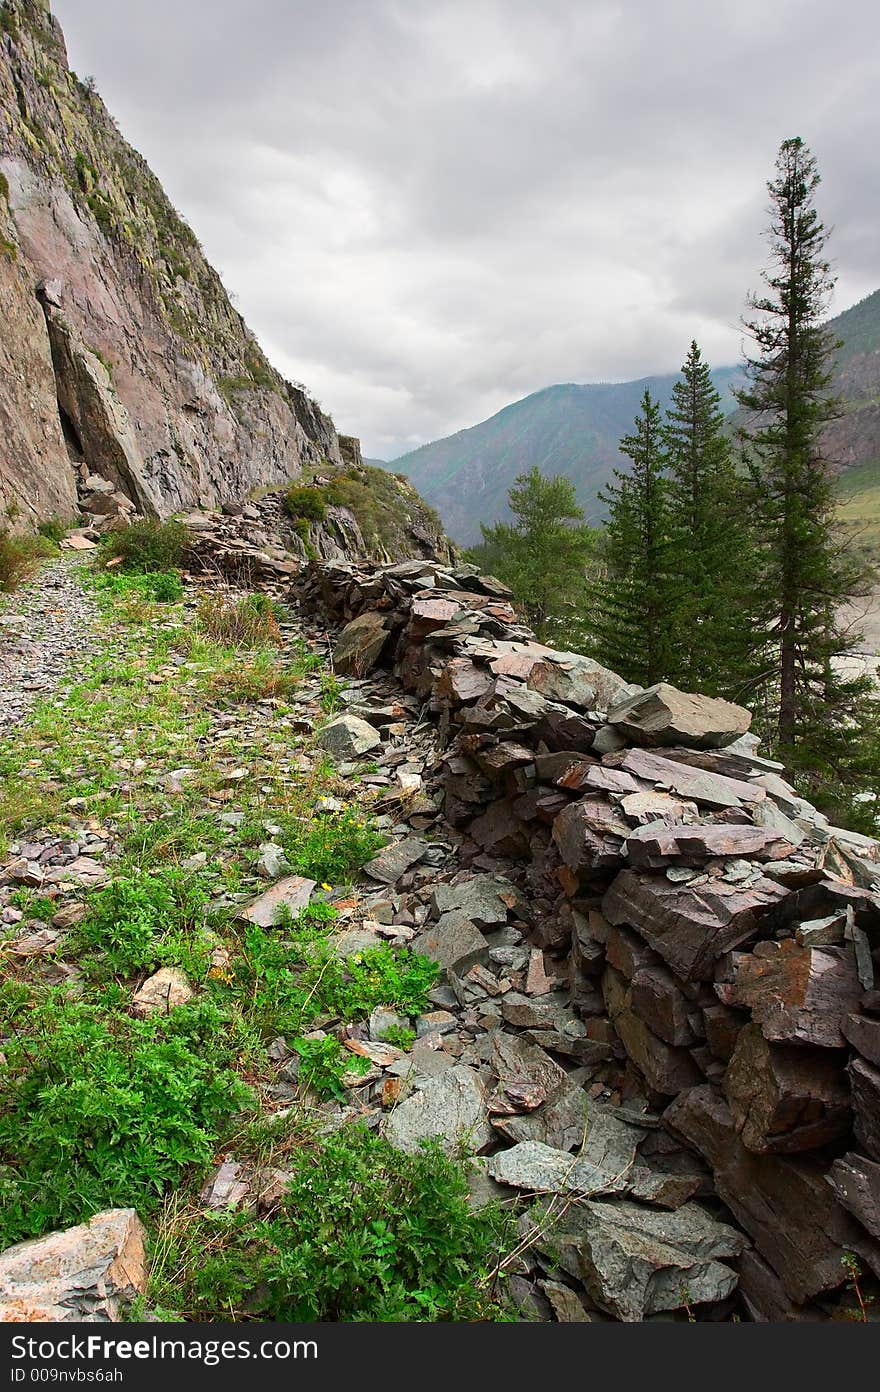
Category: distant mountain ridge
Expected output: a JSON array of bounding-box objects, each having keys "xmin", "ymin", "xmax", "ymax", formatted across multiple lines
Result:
[{"xmin": 385, "ymin": 290, "xmax": 880, "ymax": 545}]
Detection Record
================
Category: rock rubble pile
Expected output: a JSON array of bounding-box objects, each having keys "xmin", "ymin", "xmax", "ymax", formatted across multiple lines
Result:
[{"xmin": 298, "ymin": 554, "xmax": 880, "ymax": 1320}]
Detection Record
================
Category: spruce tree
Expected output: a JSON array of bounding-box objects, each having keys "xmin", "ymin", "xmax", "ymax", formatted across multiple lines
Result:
[
  {"xmin": 663, "ymin": 341, "xmax": 756, "ymax": 697},
  {"xmin": 472, "ymin": 467, "xmax": 593, "ymax": 642},
  {"xmin": 590, "ymin": 389, "xmax": 674, "ymax": 685},
  {"xmin": 737, "ymin": 136, "xmax": 874, "ymax": 790}
]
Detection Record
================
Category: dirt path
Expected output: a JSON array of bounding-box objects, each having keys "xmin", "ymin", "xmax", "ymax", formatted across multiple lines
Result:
[{"xmin": 0, "ymin": 555, "xmax": 99, "ymax": 729}]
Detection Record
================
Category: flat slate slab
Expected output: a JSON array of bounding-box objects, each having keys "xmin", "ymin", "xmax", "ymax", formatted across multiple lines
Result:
[
  {"xmin": 608, "ymin": 682, "xmax": 751, "ymax": 750},
  {"xmin": 241, "ymin": 874, "xmax": 317, "ymax": 927},
  {"xmin": 383, "ymin": 1065, "xmax": 493, "ymax": 1156}
]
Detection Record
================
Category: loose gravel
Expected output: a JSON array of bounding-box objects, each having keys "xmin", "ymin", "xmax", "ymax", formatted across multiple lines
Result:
[{"xmin": 0, "ymin": 556, "xmax": 99, "ymax": 729}]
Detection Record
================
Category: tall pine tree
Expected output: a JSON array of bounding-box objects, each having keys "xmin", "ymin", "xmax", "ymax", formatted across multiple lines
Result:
[
  {"xmin": 663, "ymin": 341, "xmax": 756, "ymax": 697},
  {"xmin": 737, "ymin": 136, "xmax": 874, "ymax": 794},
  {"xmin": 590, "ymin": 389, "xmax": 674, "ymax": 686}
]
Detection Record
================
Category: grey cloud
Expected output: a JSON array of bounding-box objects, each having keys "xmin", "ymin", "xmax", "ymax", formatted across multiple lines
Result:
[{"xmin": 53, "ymin": 0, "xmax": 880, "ymax": 458}]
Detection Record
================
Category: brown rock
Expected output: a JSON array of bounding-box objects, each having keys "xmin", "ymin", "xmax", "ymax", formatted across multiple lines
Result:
[
  {"xmin": 629, "ymin": 965, "xmax": 695, "ymax": 1047},
  {"xmin": 0, "ymin": 1209, "xmax": 146, "ymax": 1322},
  {"xmin": 602, "ymin": 966, "xmax": 702, "ymax": 1095},
  {"xmin": 665, "ymin": 1085, "xmax": 880, "ymax": 1303},
  {"xmin": 615, "ymin": 748, "xmax": 765, "ymax": 810},
  {"xmin": 842, "ymin": 1012, "xmax": 880, "ymax": 1065},
  {"xmin": 605, "ymin": 923, "xmax": 657, "ymax": 980},
  {"xmin": 716, "ymin": 941, "xmax": 861, "ymax": 1047},
  {"xmin": 602, "ymin": 869, "xmax": 787, "ymax": 981},
  {"xmin": 723, "ymin": 1024, "xmax": 850, "ymax": 1153},
  {"xmin": 850, "ymin": 1057, "xmax": 880, "ymax": 1161},
  {"xmin": 552, "ymin": 799, "xmax": 627, "ymax": 877},
  {"xmin": 241, "ymin": 874, "xmax": 316, "ymax": 927},
  {"xmin": 607, "ymin": 682, "xmax": 751, "ymax": 750},
  {"xmin": 624, "ymin": 822, "xmax": 791, "ymax": 868}
]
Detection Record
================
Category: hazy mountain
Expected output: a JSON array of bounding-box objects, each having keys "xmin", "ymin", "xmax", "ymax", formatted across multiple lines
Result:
[{"xmin": 384, "ymin": 291, "xmax": 880, "ymax": 545}]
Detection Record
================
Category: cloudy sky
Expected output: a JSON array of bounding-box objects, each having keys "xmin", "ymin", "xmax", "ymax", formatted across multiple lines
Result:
[{"xmin": 52, "ymin": 0, "xmax": 880, "ymax": 459}]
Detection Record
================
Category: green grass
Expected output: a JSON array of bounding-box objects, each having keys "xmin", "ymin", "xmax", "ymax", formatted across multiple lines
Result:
[
  {"xmin": 147, "ymin": 1125, "xmax": 514, "ymax": 1322},
  {"xmin": 0, "ymin": 568, "xmax": 506, "ymax": 1321}
]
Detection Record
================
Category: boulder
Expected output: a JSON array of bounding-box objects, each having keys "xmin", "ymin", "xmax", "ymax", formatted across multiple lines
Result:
[
  {"xmin": 624, "ymin": 822, "xmax": 791, "ymax": 868},
  {"xmin": 723, "ymin": 1024, "xmax": 850, "ymax": 1152},
  {"xmin": 317, "ymin": 715, "xmax": 382, "ymax": 759},
  {"xmin": 607, "ymin": 682, "xmax": 751, "ymax": 750},
  {"xmin": 332, "ymin": 611, "xmax": 391, "ymax": 676},
  {"xmin": 602, "ymin": 869, "xmax": 787, "ymax": 980},
  {"xmin": 0, "ymin": 1210, "xmax": 146, "ymax": 1322},
  {"xmin": 543, "ymin": 1198, "xmax": 744, "ymax": 1322},
  {"xmin": 665, "ymin": 1084, "xmax": 880, "ymax": 1303},
  {"xmin": 716, "ymin": 941, "xmax": 861, "ymax": 1048},
  {"xmin": 383, "ymin": 1065, "xmax": 493, "ymax": 1156},
  {"xmin": 363, "ymin": 836, "xmax": 426, "ymax": 884},
  {"xmin": 131, "ymin": 967, "xmax": 193, "ymax": 1017}
]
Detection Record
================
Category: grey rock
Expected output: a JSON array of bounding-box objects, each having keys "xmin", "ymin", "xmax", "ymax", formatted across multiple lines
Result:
[
  {"xmin": 383, "ymin": 1065, "xmax": 493, "ymax": 1156},
  {"xmin": 413, "ymin": 913, "xmax": 490, "ymax": 973},
  {"xmin": 429, "ymin": 875, "xmax": 520, "ymax": 926},
  {"xmin": 318, "ymin": 715, "xmax": 382, "ymax": 759},
  {"xmin": 369, "ymin": 1006, "xmax": 410, "ymax": 1042},
  {"xmin": 608, "ymin": 682, "xmax": 751, "ymax": 750},
  {"xmin": 553, "ymin": 1198, "xmax": 745, "ymax": 1321},
  {"xmin": 490, "ymin": 1107, "xmax": 644, "ymax": 1197},
  {"xmin": 241, "ymin": 874, "xmax": 316, "ymax": 927},
  {"xmin": 363, "ymin": 836, "xmax": 427, "ymax": 884}
]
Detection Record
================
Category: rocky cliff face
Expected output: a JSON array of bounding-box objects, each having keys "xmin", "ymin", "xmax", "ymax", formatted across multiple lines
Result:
[{"xmin": 0, "ymin": 0, "xmax": 342, "ymax": 527}]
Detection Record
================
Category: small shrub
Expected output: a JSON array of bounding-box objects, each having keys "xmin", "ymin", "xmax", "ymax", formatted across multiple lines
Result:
[
  {"xmin": 283, "ymin": 485, "xmax": 326, "ymax": 523},
  {"xmin": 384, "ymin": 1024, "xmax": 417, "ymax": 1050},
  {"xmin": 99, "ymin": 518, "xmax": 188, "ymax": 573},
  {"xmin": 0, "ymin": 989, "xmax": 253, "ymax": 1248},
  {"xmin": 71, "ymin": 867, "xmax": 211, "ymax": 978},
  {"xmin": 203, "ymin": 649, "xmax": 299, "ymax": 703},
  {"xmin": 282, "ymin": 808, "xmax": 386, "ymax": 884},
  {"xmin": 36, "ymin": 517, "xmax": 69, "ymax": 546},
  {"xmin": 148, "ymin": 1125, "xmax": 514, "ymax": 1321},
  {"xmin": 198, "ymin": 592, "xmax": 281, "ymax": 647},
  {"xmin": 318, "ymin": 671, "xmax": 345, "ymax": 714},
  {"xmin": 0, "ymin": 530, "xmax": 53, "ymax": 592}
]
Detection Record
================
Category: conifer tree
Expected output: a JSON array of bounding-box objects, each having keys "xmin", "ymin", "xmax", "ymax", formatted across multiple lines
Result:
[
  {"xmin": 663, "ymin": 341, "xmax": 756, "ymax": 696},
  {"xmin": 736, "ymin": 136, "xmax": 873, "ymax": 778},
  {"xmin": 473, "ymin": 467, "xmax": 593, "ymax": 642},
  {"xmin": 589, "ymin": 389, "xmax": 674, "ymax": 685}
]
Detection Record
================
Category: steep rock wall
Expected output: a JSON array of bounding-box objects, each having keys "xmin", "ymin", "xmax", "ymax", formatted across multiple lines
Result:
[{"xmin": 0, "ymin": 0, "xmax": 341, "ymax": 525}]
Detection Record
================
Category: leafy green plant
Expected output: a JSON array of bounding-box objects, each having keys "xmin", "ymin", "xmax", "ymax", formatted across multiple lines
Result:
[
  {"xmin": 7, "ymin": 890, "xmax": 56, "ymax": 920},
  {"xmin": 71, "ymin": 867, "xmax": 212, "ymax": 978},
  {"xmin": 94, "ymin": 568, "xmax": 184, "ymax": 603},
  {"xmin": 283, "ymin": 485, "xmax": 326, "ymax": 523},
  {"xmin": 99, "ymin": 518, "xmax": 189, "ymax": 573},
  {"xmin": 148, "ymin": 1125, "xmax": 514, "ymax": 1321},
  {"xmin": 292, "ymin": 1034, "xmax": 367, "ymax": 1098},
  {"xmin": 0, "ymin": 989, "xmax": 253, "ymax": 1247},
  {"xmin": 281, "ymin": 808, "xmax": 386, "ymax": 884},
  {"xmin": 319, "ymin": 671, "xmax": 345, "ymax": 714},
  {"xmin": 383, "ymin": 1024, "xmax": 417, "ymax": 1050}
]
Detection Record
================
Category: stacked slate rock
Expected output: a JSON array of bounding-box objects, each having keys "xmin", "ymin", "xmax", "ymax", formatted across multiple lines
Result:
[{"xmin": 299, "ymin": 556, "xmax": 880, "ymax": 1320}]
